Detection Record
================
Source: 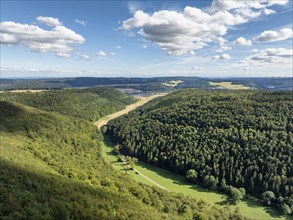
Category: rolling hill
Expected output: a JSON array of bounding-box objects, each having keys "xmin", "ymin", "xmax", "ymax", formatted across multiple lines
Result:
[
  {"xmin": 1, "ymin": 77, "xmax": 292, "ymax": 91},
  {"xmin": 0, "ymin": 87, "xmax": 135, "ymax": 121},
  {"xmin": 107, "ymin": 89, "xmax": 293, "ymax": 215},
  {"xmin": 0, "ymin": 91, "xmax": 246, "ymax": 219}
]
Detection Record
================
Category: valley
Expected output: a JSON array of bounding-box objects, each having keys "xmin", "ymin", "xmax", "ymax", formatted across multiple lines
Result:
[
  {"xmin": 107, "ymin": 89, "xmax": 293, "ymax": 218},
  {"xmin": 0, "ymin": 87, "xmax": 292, "ymax": 220},
  {"xmin": 97, "ymin": 95, "xmax": 290, "ymax": 220},
  {"xmin": 101, "ymin": 135, "xmax": 287, "ymax": 220},
  {"xmin": 2, "ymin": 0, "xmax": 292, "ymax": 219},
  {"xmin": 0, "ymin": 88, "xmax": 247, "ymax": 219}
]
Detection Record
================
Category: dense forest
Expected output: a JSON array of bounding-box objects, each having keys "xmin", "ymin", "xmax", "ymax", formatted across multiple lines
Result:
[
  {"xmin": 0, "ymin": 87, "xmax": 135, "ymax": 121},
  {"xmin": 108, "ymin": 89, "xmax": 293, "ymax": 215},
  {"xmin": 0, "ymin": 90, "xmax": 246, "ymax": 219}
]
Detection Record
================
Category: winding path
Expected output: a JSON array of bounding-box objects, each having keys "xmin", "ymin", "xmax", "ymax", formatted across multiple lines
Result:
[{"xmin": 120, "ymin": 155, "xmax": 168, "ymax": 190}]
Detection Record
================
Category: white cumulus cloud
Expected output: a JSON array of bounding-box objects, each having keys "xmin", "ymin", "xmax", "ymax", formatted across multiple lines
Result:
[
  {"xmin": 122, "ymin": 10, "xmax": 149, "ymax": 30},
  {"xmin": 263, "ymin": 9, "xmax": 276, "ymax": 15},
  {"xmin": 215, "ymin": 37, "xmax": 232, "ymax": 52},
  {"xmin": 212, "ymin": 53, "xmax": 231, "ymax": 60},
  {"xmin": 234, "ymin": 37, "xmax": 252, "ymax": 46},
  {"xmin": 97, "ymin": 51, "xmax": 107, "ymax": 57},
  {"xmin": 36, "ymin": 16, "xmax": 62, "ymax": 26},
  {"xmin": 216, "ymin": 46, "xmax": 232, "ymax": 53},
  {"xmin": 0, "ymin": 19, "xmax": 85, "ymax": 57},
  {"xmin": 121, "ymin": 0, "xmax": 285, "ymax": 56},
  {"xmin": 243, "ymin": 48, "xmax": 293, "ymax": 63},
  {"xmin": 212, "ymin": 0, "xmax": 288, "ymax": 11},
  {"xmin": 254, "ymin": 28, "xmax": 293, "ymax": 42},
  {"xmin": 121, "ymin": 7, "xmax": 246, "ymax": 55}
]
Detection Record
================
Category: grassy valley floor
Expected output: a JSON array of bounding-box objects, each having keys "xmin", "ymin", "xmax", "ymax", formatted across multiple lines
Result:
[{"xmin": 101, "ymin": 135, "xmax": 288, "ymax": 220}]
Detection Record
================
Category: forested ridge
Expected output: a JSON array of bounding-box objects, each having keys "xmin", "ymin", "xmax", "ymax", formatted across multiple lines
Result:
[
  {"xmin": 0, "ymin": 90, "xmax": 246, "ymax": 219},
  {"xmin": 1, "ymin": 77, "xmax": 292, "ymax": 91},
  {"xmin": 0, "ymin": 87, "xmax": 135, "ymax": 121},
  {"xmin": 108, "ymin": 89, "xmax": 293, "ymax": 215}
]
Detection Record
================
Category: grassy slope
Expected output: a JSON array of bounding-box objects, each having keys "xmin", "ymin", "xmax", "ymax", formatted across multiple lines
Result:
[
  {"xmin": 0, "ymin": 102, "xmax": 168, "ymax": 219},
  {"xmin": 101, "ymin": 135, "xmax": 287, "ymax": 220}
]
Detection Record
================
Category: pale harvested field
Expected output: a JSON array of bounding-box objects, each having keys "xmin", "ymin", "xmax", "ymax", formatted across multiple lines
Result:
[
  {"xmin": 161, "ymin": 80, "xmax": 183, "ymax": 87},
  {"xmin": 209, "ymin": 81, "xmax": 251, "ymax": 90},
  {"xmin": 0, "ymin": 90, "xmax": 46, "ymax": 93},
  {"xmin": 94, "ymin": 94, "xmax": 164, "ymax": 129}
]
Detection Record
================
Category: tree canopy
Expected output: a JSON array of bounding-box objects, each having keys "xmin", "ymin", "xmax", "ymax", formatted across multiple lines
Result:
[
  {"xmin": 108, "ymin": 89, "xmax": 293, "ymax": 215},
  {"xmin": 0, "ymin": 89, "xmax": 247, "ymax": 219}
]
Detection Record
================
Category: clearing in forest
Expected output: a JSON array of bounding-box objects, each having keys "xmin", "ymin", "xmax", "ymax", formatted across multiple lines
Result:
[
  {"xmin": 209, "ymin": 81, "xmax": 251, "ymax": 90},
  {"xmin": 161, "ymin": 80, "xmax": 183, "ymax": 87}
]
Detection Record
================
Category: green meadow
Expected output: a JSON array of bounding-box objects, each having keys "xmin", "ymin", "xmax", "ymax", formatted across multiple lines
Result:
[{"xmin": 101, "ymin": 135, "xmax": 288, "ymax": 220}]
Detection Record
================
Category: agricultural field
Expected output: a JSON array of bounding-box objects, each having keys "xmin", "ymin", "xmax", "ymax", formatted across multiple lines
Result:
[
  {"xmin": 0, "ymin": 90, "xmax": 46, "ymax": 93},
  {"xmin": 209, "ymin": 81, "xmax": 251, "ymax": 90},
  {"xmin": 161, "ymin": 80, "xmax": 184, "ymax": 87},
  {"xmin": 94, "ymin": 94, "xmax": 163, "ymax": 128}
]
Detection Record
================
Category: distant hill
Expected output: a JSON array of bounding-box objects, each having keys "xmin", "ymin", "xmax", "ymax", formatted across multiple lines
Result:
[
  {"xmin": 108, "ymin": 89, "xmax": 293, "ymax": 215},
  {"xmin": 1, "ymin": 77, "xmax": 292, "ymax": 91},
  {"xmin": 0, "ymin": 87, "xmax": 135, "ymax": 121}
]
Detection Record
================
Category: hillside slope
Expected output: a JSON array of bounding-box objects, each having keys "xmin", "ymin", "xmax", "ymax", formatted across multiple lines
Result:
[
  {"xmin": 0, "ymin": 87, "xmax": 135, "ymax": 121},
  {"xmin": 108, "ymin": 89, "xmax": 293, "ymax": 215},
  {"xmin": 0, "ymin": 100, "xmax": 246, "ymax": 219}
]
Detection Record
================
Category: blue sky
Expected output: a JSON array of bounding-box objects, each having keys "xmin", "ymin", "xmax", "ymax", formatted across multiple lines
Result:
[{"xmin": 1, "ymin": 0, "xmax": 292, "ymax": 78}]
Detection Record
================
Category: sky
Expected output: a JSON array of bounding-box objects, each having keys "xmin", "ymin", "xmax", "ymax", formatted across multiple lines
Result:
[{"xmin": 0, "ymin": 0, "xmax": 292, "ymax": 78}]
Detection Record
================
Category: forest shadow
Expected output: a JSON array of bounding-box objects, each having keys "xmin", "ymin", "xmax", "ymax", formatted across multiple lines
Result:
[
  {"xmin": 106, "ymin": 151, "xmax": 116, "ymax": 156},
  {"xmin": 0, "ymin": 158, "xmax": 114, "ymax": 219},
  {"xmin": 102, "ymin": 135, "xmax": 115, "ymax": 148},
  {"xmin": 104, "ymin": 135, "xmax": 220, "ymax": 194},
  {"xmin": 137, "ymin": 161, "xmax": 213, "ymax": 193},
  {"xmin": 137, "ymin": 160, "xmax": 287, "ymax": 219},
  {"xmin": 215, "ymin": 200, "xmax": 230, "ymax": 206},
  {"xmin": 0, "ymin": 101, "xmax": 36, "ymax": 133},
  {"xmin": 241, "ymin": 197, "xmax": 286, "ymax": 219}
]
